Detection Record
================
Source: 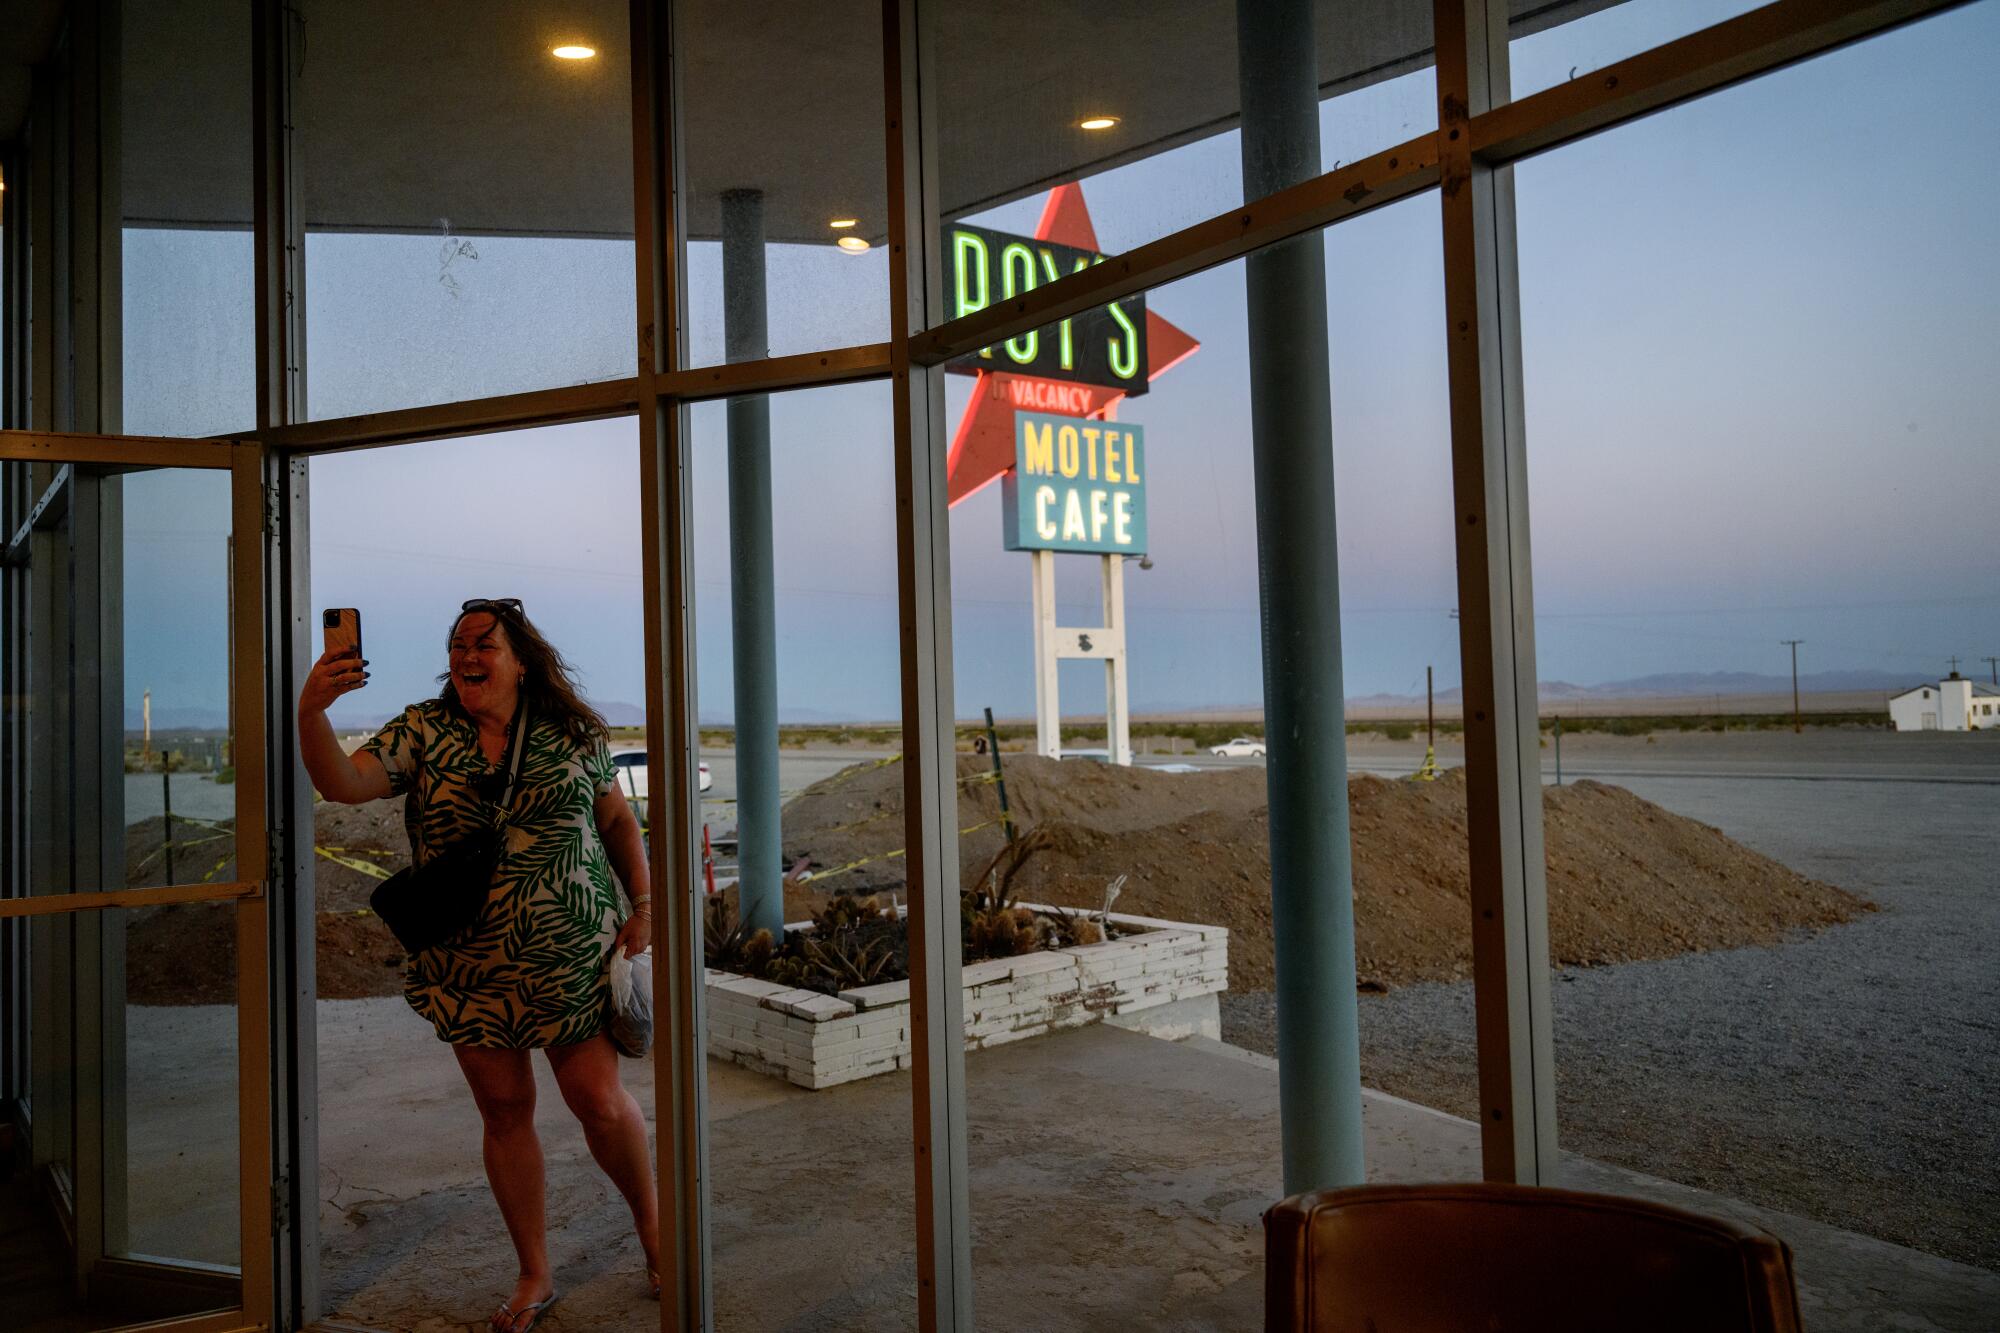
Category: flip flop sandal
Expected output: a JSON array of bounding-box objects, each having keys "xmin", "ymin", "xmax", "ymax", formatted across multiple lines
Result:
[{"xmin": 491, "ymin": 1290, "xmax": 559, "ymax": 1333}]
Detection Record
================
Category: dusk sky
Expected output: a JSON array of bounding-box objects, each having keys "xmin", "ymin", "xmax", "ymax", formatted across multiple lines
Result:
[{"xmin": 111, "ymin": 0, "xmax": 1999, "ymax": 727}]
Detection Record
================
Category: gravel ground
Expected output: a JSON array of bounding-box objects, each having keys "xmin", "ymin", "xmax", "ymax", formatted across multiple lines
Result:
[{"xmin": 1220, "ymin": 771, "xmax": 2000, "ymax": 1272}]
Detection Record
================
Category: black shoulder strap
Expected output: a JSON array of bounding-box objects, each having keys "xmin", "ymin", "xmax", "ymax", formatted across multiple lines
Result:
[{"xmin": 495, "ymin": 705, "xmax": 530, "ymax": 813}]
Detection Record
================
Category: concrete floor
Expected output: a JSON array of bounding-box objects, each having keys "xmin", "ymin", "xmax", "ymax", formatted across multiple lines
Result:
[{"xmin": 294, "ymin": 1000, "xmax": 1996, "ymax": 1332}]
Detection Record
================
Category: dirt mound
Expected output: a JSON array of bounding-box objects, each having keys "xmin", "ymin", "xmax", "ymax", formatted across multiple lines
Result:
[
  {"xmin": 125, "ymin": 802, "xmax": 414, "ymax": 1005},
  {"xmin": 779, "ymin": 756, "xmax": 1871, "ymax": 992},
  {"xmin": 783, "ymin": 753, "xmax": 1270, "ymax": 893}
]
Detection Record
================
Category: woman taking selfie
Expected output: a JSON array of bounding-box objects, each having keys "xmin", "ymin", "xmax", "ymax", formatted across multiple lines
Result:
[{"xmin": 298, "ymin": 598, "xmax": 658, "ymax": 1333}]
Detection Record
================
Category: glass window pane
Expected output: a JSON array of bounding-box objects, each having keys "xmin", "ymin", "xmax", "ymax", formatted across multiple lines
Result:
[
  {"xmin": 937, "ymin": 198, "xmax": 1477, "ymax": 1325},
  {"xmin": 678, "ymin": 0, "xmax": 890, "ymax": 367},
  {"xmin": 1, "ymin": 462, "xmax": 246, "ymax": 1326},
  {"xmin": 120, "ymin": 899, "xmax": 242, "ymax": 1276},
  {"xmin": 0, "ymin": 465, "xmax": 235, "ymax": 900},
  {"xmin": 120, "ymin": 0, "xmax": 255, "ymax": 437},
  {"xmin": 1510, "ymin": 0, "xmax": 1765, "ymax": 101},
  {"xmin": 123, "ymin": 468, "xmax": 236, "ymax": 891},
  {"xmin": 686, "ymin": 382, "xmax": 918, "ymax": 1327},
  {"xmin": 305, "ymin": 420, "xmax": 665, "ymax": 1328},
  {"xmin": 297, "ymin": 1, "xmax": 636, "ymax": 420},
  {"xmin": 7, "ymin": 904, "xmax": 244, "ymax": 1329},
  {"xmin": 932, "ymin": 1, "xmax": 1434, "ymax": 261},
  {"xmin": 1518, "ymin": 4, "xmax": 2000, "ymax": 1316}
]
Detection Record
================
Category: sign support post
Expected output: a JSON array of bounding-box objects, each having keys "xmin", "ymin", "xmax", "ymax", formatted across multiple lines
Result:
[
  {"xmin": 1028, "ymin": 548, "xmax": 1132, "ymax": 764},
  {"xmin": 1029, "ymin": 549, "xmax": 1059, "ymax": 758},
  {"xmin": 1100, "ymin": 553, "xmax": 1132, "ymax": 765}
]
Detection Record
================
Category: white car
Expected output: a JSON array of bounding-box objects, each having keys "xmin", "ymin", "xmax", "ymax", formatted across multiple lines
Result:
[
  {"xmin": 1208, "ymin": 737, "xmax": 1266, "ymax": 758},
  {"xmin": 608, "ymin": 747, "xmax": 713, "ymax": 799}
]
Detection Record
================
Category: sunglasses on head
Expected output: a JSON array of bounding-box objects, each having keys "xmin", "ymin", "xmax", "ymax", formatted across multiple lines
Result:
[{"xmin": 460, "ymin": 598, "xmax": 523, "ymax": 616}]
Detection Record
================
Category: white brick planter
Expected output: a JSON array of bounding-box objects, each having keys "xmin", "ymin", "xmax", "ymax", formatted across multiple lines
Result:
[{"xmin": 705, "ymin": 908, "xmax": 1229, "ymax": 1090}]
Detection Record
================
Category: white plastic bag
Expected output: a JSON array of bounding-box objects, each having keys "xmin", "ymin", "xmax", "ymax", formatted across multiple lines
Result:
[{"xmin": 606, "ymin": 947, "xmax": 654, "ymax": 1058}]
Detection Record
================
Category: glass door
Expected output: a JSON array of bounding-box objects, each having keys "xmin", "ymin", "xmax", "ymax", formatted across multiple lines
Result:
[{"xmin": 1, "ymin": 430, "xmax": 272, "ymax": 1333}]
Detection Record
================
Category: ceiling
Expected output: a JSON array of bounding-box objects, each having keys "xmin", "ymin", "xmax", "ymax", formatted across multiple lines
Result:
[{"xmin": 11, "ymin": 0, "xmax": 1618, "ymax": 242}]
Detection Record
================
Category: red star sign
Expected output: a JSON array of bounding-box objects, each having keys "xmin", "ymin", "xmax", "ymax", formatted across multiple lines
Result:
[{"xmin": 945, "ymin": 183, "xmax": 1201, "ymax": 507}]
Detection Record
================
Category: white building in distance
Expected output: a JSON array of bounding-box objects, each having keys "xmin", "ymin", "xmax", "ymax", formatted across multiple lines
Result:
[{"xmin": 1888, "ymin": 675, "xmax": 2000, "ymax": 731}]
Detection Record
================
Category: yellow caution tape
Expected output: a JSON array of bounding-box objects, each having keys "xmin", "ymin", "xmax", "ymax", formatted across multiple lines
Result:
[
  {"xmin": 315, "ymin": 845, "xmax": 394, "ymax": 881},
  {"xmin": 129, "ymin": 831, "xmax": 232, "ymax": 877}
]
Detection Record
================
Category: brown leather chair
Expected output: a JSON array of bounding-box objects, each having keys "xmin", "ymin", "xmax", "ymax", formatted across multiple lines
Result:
[{"xmin": 1265, "ymin": 1182, "xmax": 1804, "ymax": 1332}]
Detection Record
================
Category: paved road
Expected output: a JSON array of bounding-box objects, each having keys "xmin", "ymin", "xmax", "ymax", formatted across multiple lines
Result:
[
  {"xmin": 124, "ymin": 771, "xmax": 238, "ymax": 823},
  {"xmin": 1354, "ymin": 729, "xmax": 2000, "ymax": 786}
]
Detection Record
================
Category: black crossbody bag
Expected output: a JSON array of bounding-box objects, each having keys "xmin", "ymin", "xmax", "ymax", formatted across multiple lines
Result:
[{"xmin": 371, "ymin": 705, "xmax": 529, "ymax": 955}]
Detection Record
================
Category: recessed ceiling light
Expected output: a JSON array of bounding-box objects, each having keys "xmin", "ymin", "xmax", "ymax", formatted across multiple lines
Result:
[
  {"xmin": 1079, "ymin": 115, "xmax": 1120, "ymax": 131},
  {"xmin": 552, "ymin": 44, "xmax": 596, "ymax": 60},
  {"xmin": 837, "ymin": 236, "xmax": 871, "ymax": 253},
  {"xmin": 829, "ymin": 218, "xmax": 859, "ymax": 229}
]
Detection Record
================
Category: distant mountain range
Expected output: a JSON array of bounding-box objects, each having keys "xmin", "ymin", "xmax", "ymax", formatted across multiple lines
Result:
[
  {"xmin": 1348, "ymin": 669, "xmax": 1925, "ymax": 711},
  {"xmin": 1538, "ymin": 669, "xmax": 1924, "ymax": 698}
]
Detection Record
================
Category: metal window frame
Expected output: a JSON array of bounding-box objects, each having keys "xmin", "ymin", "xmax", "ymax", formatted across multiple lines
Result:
[
  {"xmin": 0, "ymin": 1, "xmax": 1969, "ymax": 1329},
  {"xmin": 631, "ymin": 2, "xmax": 712, "ymax": 1326},
  {"xmin": 886, "ymin": 2, "xmax": 973, "ymax": 1328},
  {"xmin": 251, "ymin": 4, "xmax": 318, "ymax": 1321},
  {"xmin": 0, "ymin": 426, "xmax": 274, "ymax": 1333},
  {"xmin": 1434, "ymin": 0, "xmax": 1557, "ymax": 1184}
]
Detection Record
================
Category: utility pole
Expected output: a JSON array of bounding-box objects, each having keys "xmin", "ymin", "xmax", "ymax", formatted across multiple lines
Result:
[
  {"xmin": 1412, "ymin": 665, "xmax": 1438, "ymax": 781},
  {"xmin": 1984, "ymin": 656, "xmax": 1998, "ymax": 686},
  {"xmin": 1781, "ymin": 640, "xmax": 1804, "ymax": 734}
]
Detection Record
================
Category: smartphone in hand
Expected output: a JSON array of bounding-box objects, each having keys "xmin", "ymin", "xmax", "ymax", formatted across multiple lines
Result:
[{"xmin": 322, "ymin": 608, "xmax": 362, "ymax": 661}]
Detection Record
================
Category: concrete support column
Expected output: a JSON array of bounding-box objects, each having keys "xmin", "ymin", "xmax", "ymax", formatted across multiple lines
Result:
[
  {"xmin": 721, "ymin": 188, "xmax": 783, "ymax": 939},
  {"xmin": 1236, "ymin": 0, "xmax": 1365, "ymax": 1192}
]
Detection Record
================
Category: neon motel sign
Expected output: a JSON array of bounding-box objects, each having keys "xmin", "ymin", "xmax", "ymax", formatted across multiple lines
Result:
[
  {"xmin": 1002, "ymin": 411, "xmax": 1148, "ymax": 555},
  {"xmin": 945, "ymin": 221, "xmax": 1149, "ymax": 395}
]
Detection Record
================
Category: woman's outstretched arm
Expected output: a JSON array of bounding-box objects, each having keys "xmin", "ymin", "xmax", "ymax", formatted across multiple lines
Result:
[{"xmin": 299, "ymin": 646, "xmax": 392, "ymax": 804}]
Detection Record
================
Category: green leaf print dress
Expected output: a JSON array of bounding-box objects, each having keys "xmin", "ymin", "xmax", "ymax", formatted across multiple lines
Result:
[{"xmin": 361, "ymin": 700, "xmax": 624, "ymax": 1049}]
